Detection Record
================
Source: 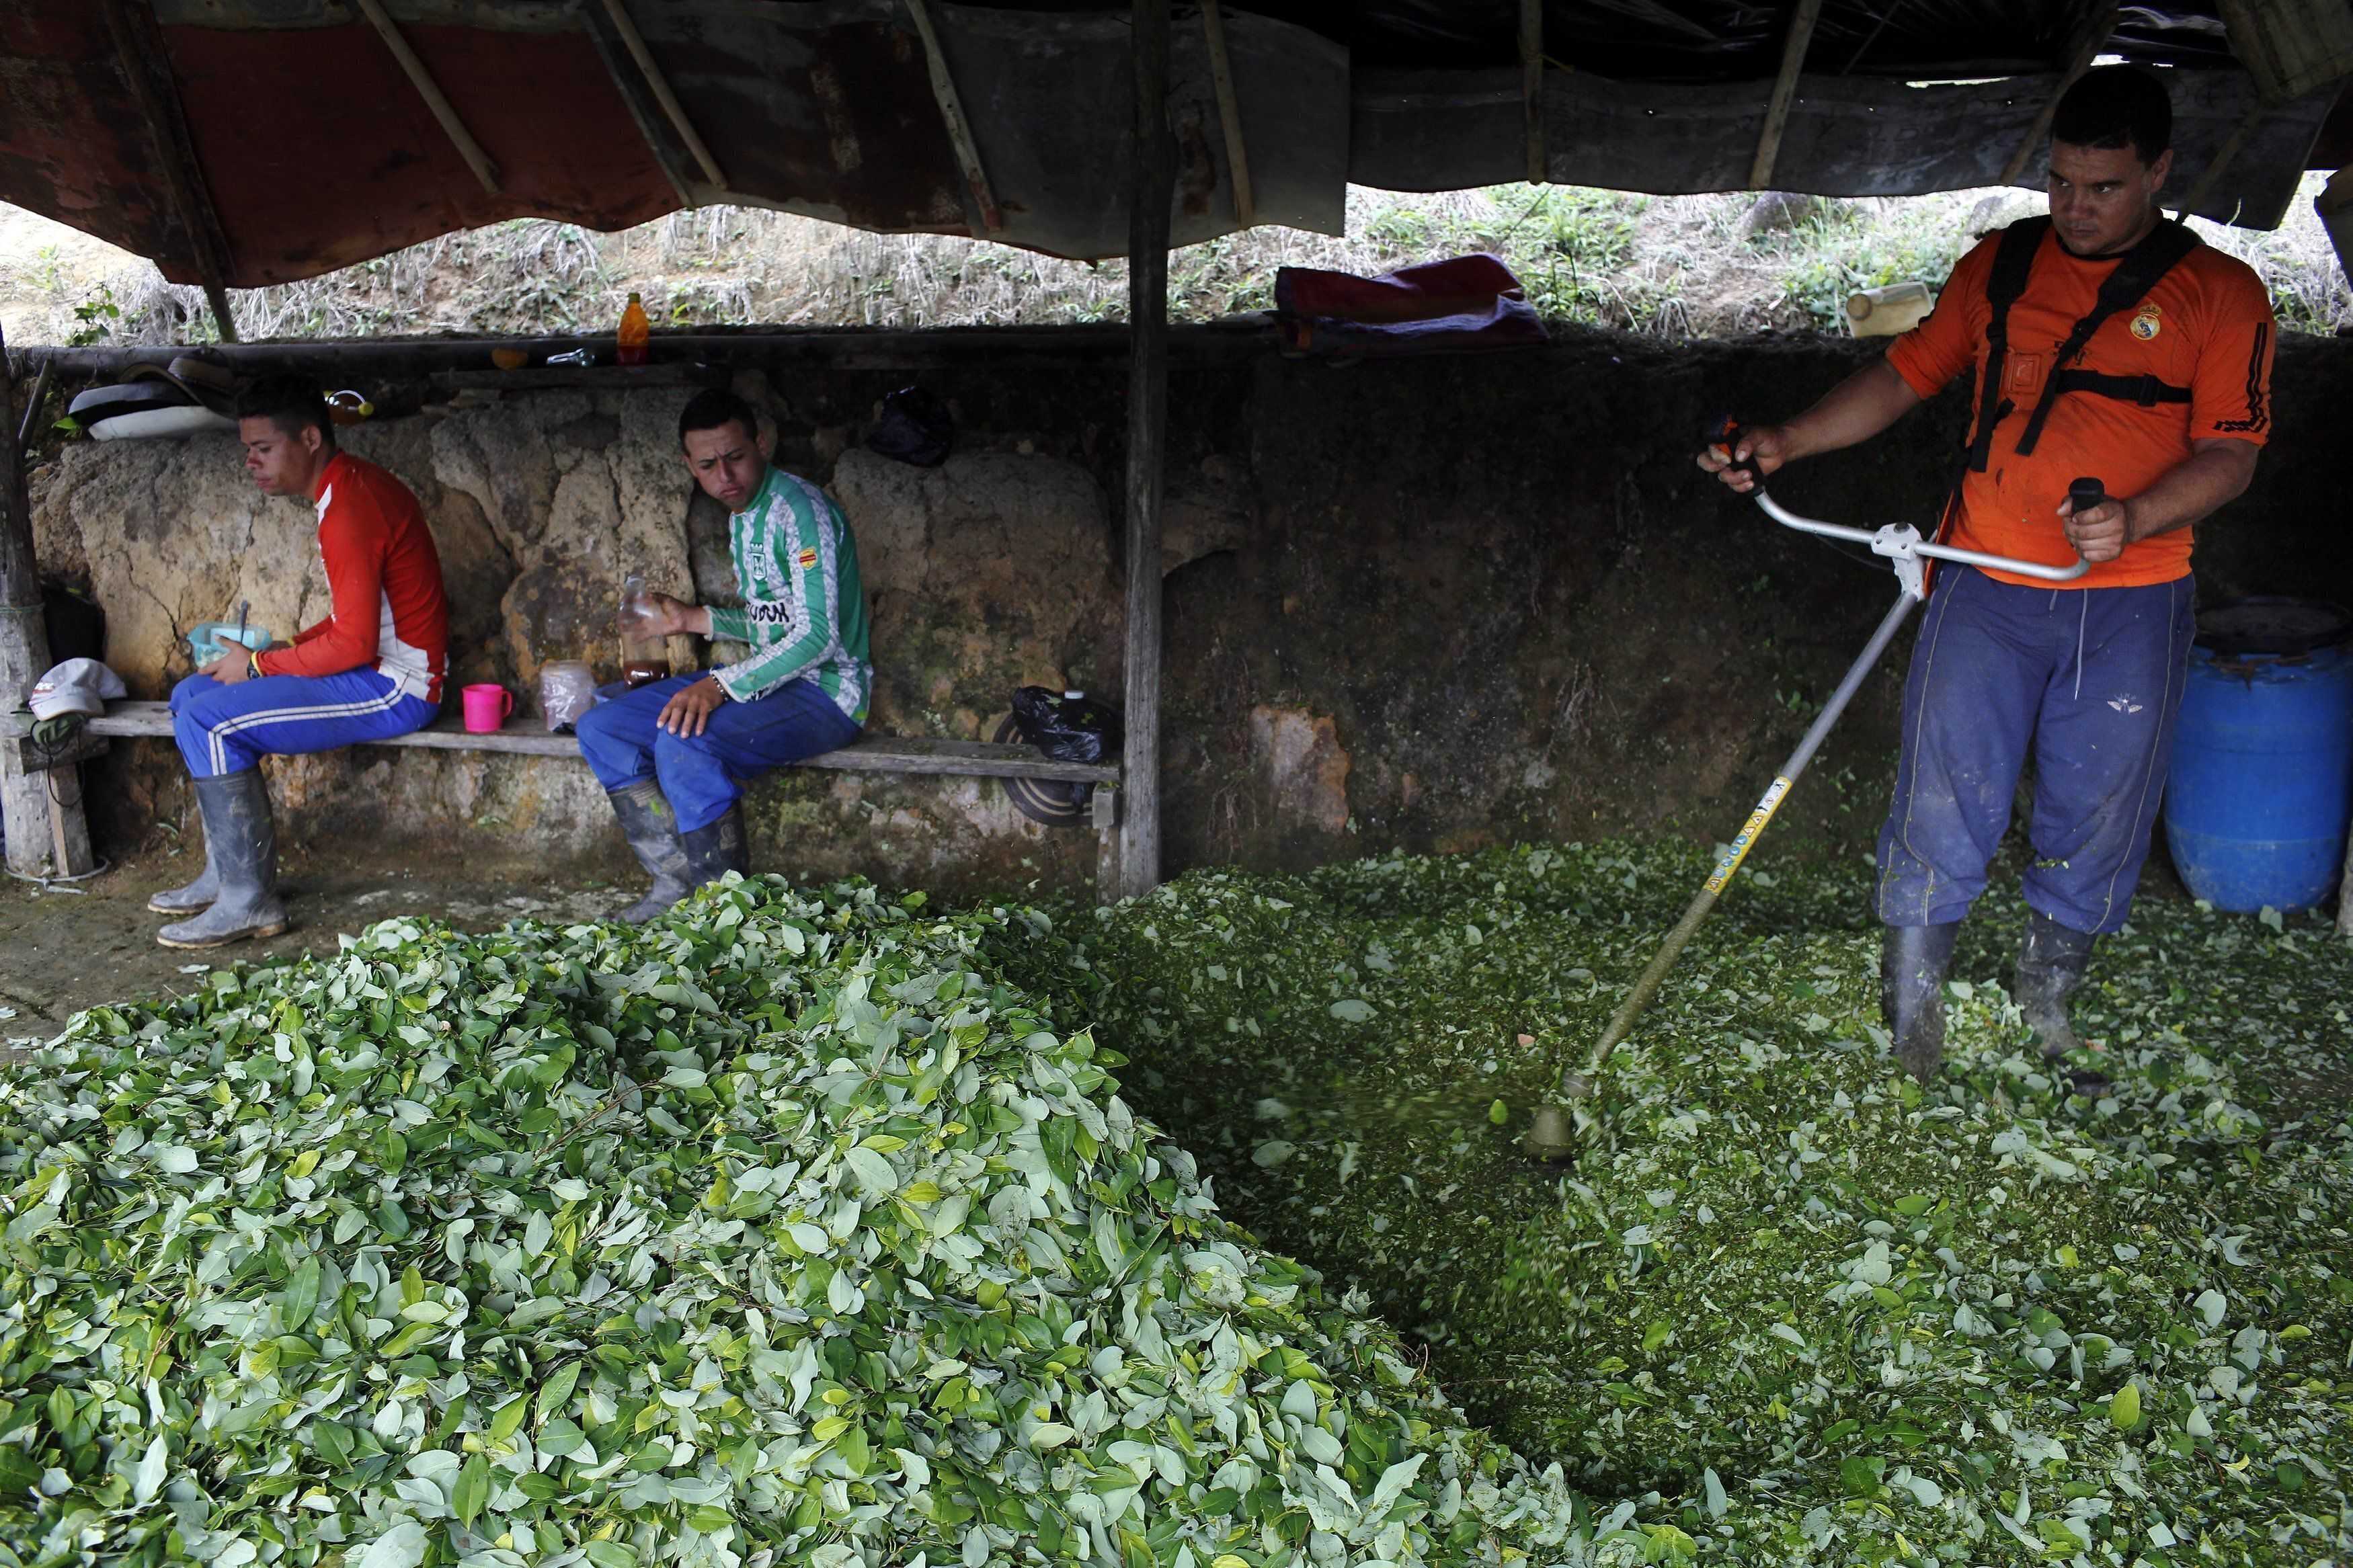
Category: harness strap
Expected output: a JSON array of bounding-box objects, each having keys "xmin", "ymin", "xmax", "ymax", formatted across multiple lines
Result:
[
  {"xmin": 2012, "ymin": 218, "xmax": 2201, "ymax": 456},
  {"xmin": 2047, "ymin": 368, "xmax": 2192, "ymax": 407},
  {"xmin": 1960, "ymin": 216, "xmax": 2049, "ymax": 477}
]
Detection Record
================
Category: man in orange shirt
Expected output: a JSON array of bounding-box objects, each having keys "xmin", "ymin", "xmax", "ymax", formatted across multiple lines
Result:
[{"xmin": 1701, "ymin": 67, "xmax": 2274, "ymax": 1085}]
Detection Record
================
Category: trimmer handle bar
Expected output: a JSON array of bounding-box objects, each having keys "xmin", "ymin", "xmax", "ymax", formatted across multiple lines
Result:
[{"xmin": 1706, "ymin": 414, "xmax": 2091, "ymax": 593}]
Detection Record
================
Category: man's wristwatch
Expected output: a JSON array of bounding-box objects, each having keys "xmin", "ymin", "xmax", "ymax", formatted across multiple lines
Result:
[{"xmin": 247, "ymin": 649, "xmax": 264, "ymax": 679}]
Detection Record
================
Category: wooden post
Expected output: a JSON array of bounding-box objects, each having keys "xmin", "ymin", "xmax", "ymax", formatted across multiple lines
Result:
[
  {"xmin": 599, "ymin": 0, "xmax": 730, "ymax": 194},
  {"xmin": 2173, "ymin": 100, "xmax": 2269, "ymax": 222},
  {"xmin": 101, "ymin": 0, "xmax": 240, "ymax": 343},
  {"xmin": 1999, "ymin": 1, "xmax": 2119, "ymax": 188},
  {"xmin": 1201, "ymin": 0, "xmax": 1254, "ymax": 226},
  {"xmin": 904, "ymin": 0, "xmax": 1002, "ymax": 234},
  {"xmin": 1749, "ymin": 0, "xmax": 1824, "ymax": 189},
  {"xmin": 1520, "ymin": 0, "xmax": 1546, "ymax": 183},
  {"xmin": 0, "ymin": 329, "xmax": 66, "ymax": 878},
  {"xmin": 354, "ymin": 0, "xmax": 504, "ymax": 195},
  {"xmin": 1118, "ymin": 0, "xmax": 1172, "ymax": 901}
]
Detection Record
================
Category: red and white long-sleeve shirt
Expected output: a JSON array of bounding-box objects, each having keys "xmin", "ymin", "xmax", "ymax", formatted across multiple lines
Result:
[{"xmin": 256, "ymin": 450, "xmax": 448, "ymax": 702}]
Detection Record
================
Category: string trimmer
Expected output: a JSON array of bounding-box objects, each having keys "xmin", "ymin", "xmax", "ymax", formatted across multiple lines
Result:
[{"xmin": 1523, "ymin": 419, "xmax": 2095, "ymax": 1157}]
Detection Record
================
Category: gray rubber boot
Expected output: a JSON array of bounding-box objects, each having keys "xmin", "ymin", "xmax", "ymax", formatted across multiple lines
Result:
[
  {"xmin": 157, "ymin": 770, "xmax": 288, "ymax": 949},
  {"xmin": 682, "ymin": 802, "xmax": 749, "ymax": 891},
  {"xmin": 607, "ymin": 782, "xmax": 690, "ymax": 924},
  {"xmin": 1882, "ymin": 921, "xmax": 1962, "ymax": 1083},
  {"xmin": 2016, "ymin": 909, "xmax": 2110, "ymax": 1095},
  {"xmin": 147, "ymin": 837, "xmax": 220, "ymax": 915}
]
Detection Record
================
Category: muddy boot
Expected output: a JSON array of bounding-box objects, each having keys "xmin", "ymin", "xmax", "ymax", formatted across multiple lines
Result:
[
  {"xmin": 2016, "ymin": 909, "xmax": 2110, "ymax": 1096},
  {"xmin": 157, "ymin": 770, "xmax": 288, "ymax": 949},
  {"xmin": 1882, "ymin": 921, "xmax": 1961, "ymax": 1083},
  {"xmin": 682, "ymin": 802, "xmax": 749, "ymax": 891},
  {"xmin": 607, "ymin": 781, "xmax": 690, "ymax": 924},
  {"xmin": 147, "ymin": 839, "xmax": 220, "ymax": 915}
]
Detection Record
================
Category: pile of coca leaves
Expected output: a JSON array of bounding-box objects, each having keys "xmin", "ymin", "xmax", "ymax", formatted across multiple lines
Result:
[
  {"xmin": 1004, "ymin": 840, "xmax": 2353, "ymax": 1566},
  {"xmin": 0, "ymin": 876, "xmax": 1589, "ymax": 1568},
  {"xmin": 7, "ymin": 839, "xmax": 2353, "ymax": 1568}
]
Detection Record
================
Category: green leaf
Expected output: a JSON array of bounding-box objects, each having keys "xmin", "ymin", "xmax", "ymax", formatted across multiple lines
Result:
[
  {"xmin": 452, "ymin": 1453, "xmax": 491, "ymax": 1525},
  {"xmin": 2109, "ymin": 1381, "xmax": 2143, "ymax": 1430},
  {"xmin": 584, "ymin": 1541, "xmax": 639, "ymax": 1568}
]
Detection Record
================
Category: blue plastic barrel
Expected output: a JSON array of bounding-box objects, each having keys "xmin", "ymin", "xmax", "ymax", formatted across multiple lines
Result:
[{"xmin": 2164, "ymin": 598, "xmax": 2353, "ymax": 913}]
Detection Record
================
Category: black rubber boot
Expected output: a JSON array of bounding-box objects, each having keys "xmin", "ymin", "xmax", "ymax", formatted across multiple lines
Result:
[
  {"xmin": 682, "ymin": 802, "xmax": 749, "ymax": 891},
  {"xmin": 157, "ymin": 770, "xmax": 288, "ymax": 949},
  {"xmin": 147, "ymin": 837, "xmax": 220, "ymax": 915},
  {"xmin": 1882, "ymin": 921, "xmax": 1962, "ymax": 1083},
  {"xmin": 2016, "ymin": 909, "xmax": 2110, "ymax": 1095},
  {"xmin": 607, "ymin": 782, "xmax": 690, "ymax": 924}
]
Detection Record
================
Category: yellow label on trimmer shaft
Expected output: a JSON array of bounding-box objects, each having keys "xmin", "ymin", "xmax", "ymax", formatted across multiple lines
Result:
[{"xmin": 1704, "ymin": 776, "xmax": 1792, "ymax": 894}]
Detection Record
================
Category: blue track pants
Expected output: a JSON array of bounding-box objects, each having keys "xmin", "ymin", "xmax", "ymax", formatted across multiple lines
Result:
[
  {"xmin": 1876, "ymin": 566, "xmax": 2195, "ymax": 935},
  {"xmin": 575, "ymin": 675, "xmax": 861, "ymax": 833},
  {"xmin": 171, "ymin": 667, "xmax": 439, "ymax": 779}
]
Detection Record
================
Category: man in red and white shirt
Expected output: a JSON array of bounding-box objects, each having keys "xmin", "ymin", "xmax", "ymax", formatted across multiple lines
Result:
[{"xmin": 157, "ymin": 374, "xmax": 447, "ymax": 948}]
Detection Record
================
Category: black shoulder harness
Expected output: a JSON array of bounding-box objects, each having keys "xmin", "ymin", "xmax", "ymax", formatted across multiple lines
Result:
[{"xmin": 1959, "ymin": 215, "xmax": 2202, "ymax": 474}]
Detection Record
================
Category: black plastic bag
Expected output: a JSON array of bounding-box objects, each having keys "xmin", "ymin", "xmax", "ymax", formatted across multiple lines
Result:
[
  {"xmin": 866, "ymin": 386, "xmax": 953, "ymax": 468},
  {"xmin": 1010, "ymin": 686, "xmax": 1122, "ymax": 764}
]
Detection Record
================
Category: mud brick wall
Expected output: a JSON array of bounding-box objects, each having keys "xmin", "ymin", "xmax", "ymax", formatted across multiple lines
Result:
[{"xmin": 28, "ymin": 327, "xmax": 2351, "ymax": 895}]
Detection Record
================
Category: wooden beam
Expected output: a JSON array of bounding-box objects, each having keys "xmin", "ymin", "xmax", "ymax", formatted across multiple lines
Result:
[
  {"xmin": 0, "ymin": 329, "xmax": 73, "ymax": 878},
  {"xmin": 1200, "ymin": 0, "xmax": 1255, "ymax": 226},
  {"xmin": 598, "ymin": 0, "xmax": 729, "ymax": 193},
  {"xmin": 352, "ymin": 0, "xmax": 503, "ymax": 196},
  {"xmin": 1999, "ymin": 1, "xmax": 2120, "ymax": 188},
  {"xmin": 2174, "ymin": 100, "xmax": 2270, "ymax": 222},
  {"xmin": 99, "ymin": 0, "xmax": 239, "ymax": 343},
  {"xmin": 903, "ymin": 0, "xmax": 1002, "ymax": 235},
  {"xmin": 576, "ymin": 3, "xmax": 696, "ymax": 208},
  {"xmin": 14, "ymin": 356, "xmax": 50, "ymax": 453},
  {"xmin": 1521, "ymin": 0, "xmax": 1546, "ymax": 184},
  {"xmin": 1119, "ymin": 0, "xmax": 1173, "ymax": 901},
  {"xmin": 1749, "ymin": 0, "xmax": 1824, "ymax": 189}
]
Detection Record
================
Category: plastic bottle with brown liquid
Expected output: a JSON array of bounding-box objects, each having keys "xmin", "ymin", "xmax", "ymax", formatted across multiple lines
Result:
[
  {"xmin": 619, "ymin": 573, "xmax": 671, "ymax": 688},
  {"xmin": 617, "ymin": 292, "xmax": 651, "ymax": 366}
]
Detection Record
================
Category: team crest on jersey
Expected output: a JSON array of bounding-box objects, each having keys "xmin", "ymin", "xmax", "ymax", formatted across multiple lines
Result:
[
  {"xmin": 2130, "ymin": 304, "xmax": 2161, "ymax": 340},
  {"xmin": 797, "ymin": 546, "xmax": 818, "ymax": 570}
]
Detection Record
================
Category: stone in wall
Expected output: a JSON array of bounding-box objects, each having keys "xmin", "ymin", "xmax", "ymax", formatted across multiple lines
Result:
[
  {"xmin": 831, "ymin": 448, "xmax": 1121, "ymax": 739},
  {"xmin": 429, "ymin": 387, "xmax": 704, "ymax": 689},
  {"xmin": 30, "ymin": 419, "xmax": 509, "ymax": 698},
  {"xmin": 1248, "ymin": 704, "xmax": 1351, "ymax": 834}
]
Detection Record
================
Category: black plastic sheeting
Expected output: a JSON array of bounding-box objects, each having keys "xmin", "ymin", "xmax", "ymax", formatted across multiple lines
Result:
[{"xmin": 973, "ymin": 1, "xmax": 2239, "ymax": 78}]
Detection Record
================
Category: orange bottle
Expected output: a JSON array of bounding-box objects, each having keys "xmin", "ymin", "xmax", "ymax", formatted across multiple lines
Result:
[{"xmin": 617, "ymin": 292, "xmax": 651, "ymax": 366}]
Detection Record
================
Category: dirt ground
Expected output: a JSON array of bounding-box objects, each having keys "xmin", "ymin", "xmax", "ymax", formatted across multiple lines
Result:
[{"xmin": 0, "ymin": 843, "xmax": 629, "ymax": 1044}]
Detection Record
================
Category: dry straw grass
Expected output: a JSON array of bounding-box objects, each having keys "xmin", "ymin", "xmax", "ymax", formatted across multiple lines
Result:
[{"xmin": 20, "ymin": 177, "xmax": 2353, "ymax": 347}]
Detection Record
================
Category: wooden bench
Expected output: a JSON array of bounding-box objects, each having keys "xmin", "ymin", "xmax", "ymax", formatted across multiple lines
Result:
[{"xmin": 15, "ymin": 701, "xmax": 1119, "ymax": 829}]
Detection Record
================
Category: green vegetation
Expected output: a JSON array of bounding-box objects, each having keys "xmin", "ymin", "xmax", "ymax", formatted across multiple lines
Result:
[
  {"xmin": 3, "ymin": 841, "xmax": 2349, "ymax": 1565},
  {"xmin": 1006, "ymin": 841, "xmax": 2353, "ymax": 1564},
  {"xmin": 0, "ymin": 876, "xmax": 1593, "ymax": 1567}
]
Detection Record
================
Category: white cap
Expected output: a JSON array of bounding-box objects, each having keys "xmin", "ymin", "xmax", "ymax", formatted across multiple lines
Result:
[{"xmin": 29, "ymin": 658, "xmax": 126, "ymax": 721}]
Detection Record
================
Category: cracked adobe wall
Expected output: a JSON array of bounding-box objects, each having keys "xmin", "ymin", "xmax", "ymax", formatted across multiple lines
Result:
[{"xmin": 26, "ymin": 327, "xmax": 2352, "ymax": 897}]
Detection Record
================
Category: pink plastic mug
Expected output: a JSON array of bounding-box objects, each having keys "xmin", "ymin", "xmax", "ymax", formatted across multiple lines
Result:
[{"xmin": 461, "ymin": 684, "xmax": 514, "ymax": 734}]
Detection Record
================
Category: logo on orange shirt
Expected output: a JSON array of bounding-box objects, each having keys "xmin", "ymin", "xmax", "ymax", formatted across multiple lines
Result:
[{"xmin": 2130, "ymin": 304, "xmax": 2161, "ymax": 340}]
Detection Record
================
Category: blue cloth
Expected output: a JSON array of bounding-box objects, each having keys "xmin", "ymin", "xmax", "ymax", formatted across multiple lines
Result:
[
  {"xmin": 575, "ymin": 673, "xmax": 861, "ymax": 833},
  {"xmin": 1876, "ymin": 566, "xmax": 2195, "ymax": 934},
  {"xmin": 171, "ymin": 667, "xmax": 439, "ymax": 779}
]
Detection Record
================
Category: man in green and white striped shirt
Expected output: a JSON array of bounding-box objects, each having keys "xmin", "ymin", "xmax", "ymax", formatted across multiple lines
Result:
[{"xmin": 577, "ymin": 389, "xmax": 872, "ymax": 921}]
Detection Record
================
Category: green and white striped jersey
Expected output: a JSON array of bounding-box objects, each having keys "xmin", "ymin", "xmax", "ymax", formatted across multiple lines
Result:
[{"xmin": 705, "ymin": 465, "xmax": 871, "ymax": 721}]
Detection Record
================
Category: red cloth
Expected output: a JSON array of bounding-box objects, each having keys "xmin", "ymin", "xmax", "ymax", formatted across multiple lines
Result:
[
  {"xmin": 1275, "ymin": 255, "xmax": 1550, "ymax": 358},
  {"xmin": 257, "ymin": 450, "xmax": 448, "ymax": 702}
]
